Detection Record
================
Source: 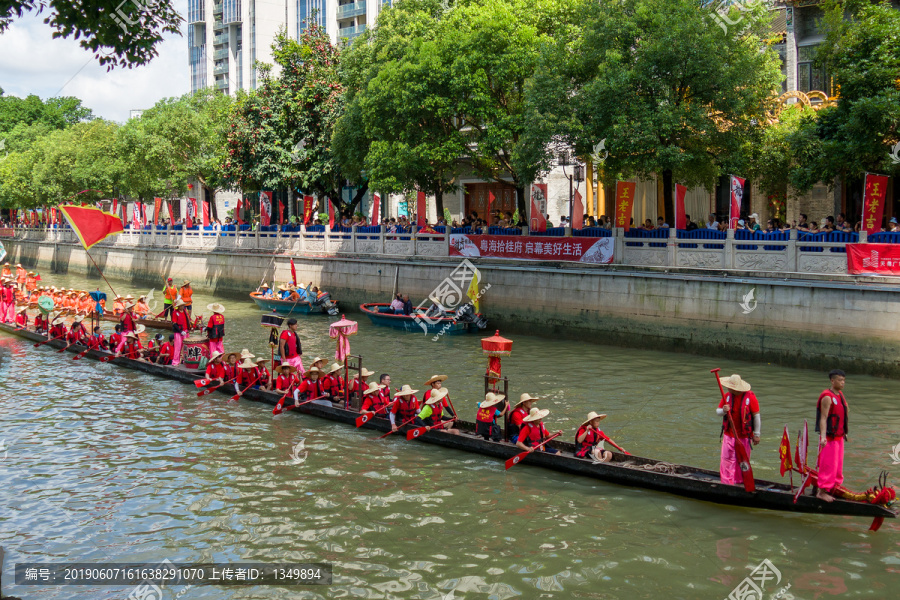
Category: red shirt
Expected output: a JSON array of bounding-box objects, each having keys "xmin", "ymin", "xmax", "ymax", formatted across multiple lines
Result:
[
  {"xmin": 276, "ymin": 373, "xmax": 299, "ymax": 391},
  {"xmin": 518, "ymin": 422, "xmax": 550, "ymax": 447},
  {"xmin": 718, "ymin": 391, "xmax": 759, "ymax": 438},
  {"xmin": 297, "ymin": 377, "xmax": 324, "ymax": 400},
  {"xmin": 14, "ymin": 313, "xmax": 27, "ymax": 327},
  {"xmin": 362, "ymin": 390, "xmax": 391, "ymax": 413},
  {"xmin": 206, "ymin": 362, "xmax": 226, "ymax": 380},
  {"xmin": 87, "ymin": 334, "xmax": 106, "ymax": 350},
  {"xmin": 157, "ymin": 342, "xmax": 173, "ymax": 364},
  {"xmin": 257, "ymin": 366, "xmax": 270, "ymax": 386},
  {"xmin": 280, "ymin": 330, "xmax": 301, "ymax": 358},
  {"xmin": 322, "ymin": 374, "xmax": 343, "ymax": 397},
  {"xmin": 391, "ymin": 396, "xmax": 420, "ymax": 422},
  {"xmin": 123, "ymin": 339, "xmax": 143, "ymax": 359}
]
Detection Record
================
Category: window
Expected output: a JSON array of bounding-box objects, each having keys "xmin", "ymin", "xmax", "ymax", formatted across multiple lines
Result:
[{"xmin": 798, "ymin": 45, "xmax": 831, "ymax": 95}]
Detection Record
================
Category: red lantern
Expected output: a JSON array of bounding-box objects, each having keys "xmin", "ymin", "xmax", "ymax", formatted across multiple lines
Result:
[{"xmin": 481, "ymin": 330, "xmax": 513, "ymax": 388}]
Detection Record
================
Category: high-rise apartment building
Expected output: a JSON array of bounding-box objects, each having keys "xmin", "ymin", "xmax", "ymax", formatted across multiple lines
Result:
[{"xmin": 189, "ymin": 0, "xmax": 392, "ymax": 94}]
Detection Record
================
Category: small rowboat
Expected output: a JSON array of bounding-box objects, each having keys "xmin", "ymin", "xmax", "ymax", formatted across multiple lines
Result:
[
  {"xmin": 250, "ymin": 291, "xmax": 338, "ymax": 316},
  {"xmin": 2, "ymin": 320, "xmax": 895, "ymax": 526},
  {"xmin": 360, "ymin": 303, "xmax": 487, "ymax": 335}
]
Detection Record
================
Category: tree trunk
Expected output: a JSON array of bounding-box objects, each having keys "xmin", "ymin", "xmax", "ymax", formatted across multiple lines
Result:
[
  {"xmin": 434, "ymin": 188, "xmax": 444, "ymax": 221},
  {"xmin": 662, "ymin": 169, "xmax": 674, "ymax": 226},
  {"xmin": 349, "ymin": 181, "xmax": 369, "ymax": 215},
  {"xmin": 515, "ymin": 185, "xmax": 527, "ymax": 220}
]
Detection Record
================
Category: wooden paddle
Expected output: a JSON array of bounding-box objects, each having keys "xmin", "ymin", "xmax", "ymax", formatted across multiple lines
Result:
[
  {"xmin": 597, "ymin": 431, "xmax": 630, "ymax": 455},
  {"xmin": 355, "ymin": 399, "xmax": 398, "ymax": 427},
  {"xmin": 406, "ymin": 419, "xmax": 455, "ymax": 440},
  {"xmin": 72, "ymin": 346, "xmax": 95, "ymax": 360},
  {"xmin": 33, "ymin": 336, "xmax": 59, "ymax": 348},
  {"xmin": 230, "ymin": 376, "xmax": 260, "ymax": 401},
  {"xmin": 197, "ymin": 376, "xmax": 237, "ymax": 396},
  {"xmin": 56, "ymin": 339, "xmax": 82, "ymax": 353},
  {"xmin": 506, "ymin": 432, "xmax": 563, "ymax": 469},
  {"xmin": 711, "ymin": 368, "xmax": 755, "ymax": 493},
  {"xmin": 272, "ymin": 384, "xmax": 298, "ymax": 414},
  {"xmin": 372, "ymin": 415, "xmax": 419, "ymax": 440},
  {"xmin": 505, "ymin": 432, "xmax": 562, "ymax": 469},
  {"xmin": 273, "ymin": 394, "xmax": 328, "ymax": 415}
]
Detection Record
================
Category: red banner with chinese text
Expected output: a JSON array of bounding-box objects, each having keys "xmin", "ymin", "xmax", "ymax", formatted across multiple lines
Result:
[
  {"xmin": 847, "ymin": 243, "xmax": 900, "ymax": 275},
  {"xmin": 530, "ymin": 184, "xmax": 547, "ymax": 232},
  {"xmin": 450, "ymin": 234, "xmax": 613, "ymax": 263},
  {"xmin": 153, "ymin": 198, "xmax": 162, "ymax": 226},
  {"xmin": 614, "ymin": 182, "xmax": 636, "ymax": 232},
  {"xmin": 303, "ymin": 195, "xmax": 315, "ymax": 225},
  {"xmin": 729, "ymin": 175, "xmax": 744, "ymax": 229},
  {"xmin": 260, "ymin": 191, "xmax": 272, "ymax": 227},
  {"xmin": 862, "ymin": 173, "xmax": 889, "ymax": 235}
]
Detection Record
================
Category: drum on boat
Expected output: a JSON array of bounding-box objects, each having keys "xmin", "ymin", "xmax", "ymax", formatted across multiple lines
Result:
[{"xmin": 181, "ymin": 334, "xmax": 210, "ymax": 370}]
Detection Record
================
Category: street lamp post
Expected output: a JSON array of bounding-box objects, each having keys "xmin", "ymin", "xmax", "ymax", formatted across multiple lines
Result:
[{"xmin": 558, "ymin": 150, "xmax": 585, "ymax": 226}]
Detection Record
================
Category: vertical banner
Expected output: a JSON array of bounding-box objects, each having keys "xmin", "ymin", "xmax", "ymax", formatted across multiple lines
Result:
[
  {"xmin": 202, "ymin": 199, "xmax": 210, "ymax": 227},
  {"xmin": 278, "ymin": 198, "xmax": 285, "ymax": 226},
  {"xmin": 260, "ymin": 191, "xmax": 272, "ymax": 227},
  {"xmin": 530, "ymin": 184, "xmax": 548, "ymax": 232},
  {"xmin": 112, "ymin": 198, "xmax": 118, "ymax": 217},
  {"xmin": 244, "ymin": 198, "xmax": 252, "ymax": 224},
  {"xmin": 153, "ymin": 198, "xmax": 162, "ymax": 226},
  {"xmin": 370, "ymin": 194, "xmax": 381, "ymax": 227},
  {"xmin": 488, "ymin": 190, "xmax": 495, "ymax": 215},
  {"xmin": 186, "ymin": 198, "xmax": 197, "ymax": 229},
  {"xmin": 303, "ymin": 195, "xmax": 315, "ymax": 225},
  {"xmin": 166, "ymin": 201, "xmax": 174, "ymax": 224},
  {"xmin": 572, "ymin": 189, "xmax": 584, "ymax": 230},
  {"xmin": 327, "ymin": 199, "xmax": 335, "ymax": 229},
  {"xmin": 729, "ymin": 175, "xmax": 745, "ymax": 229},
  {"xmin": 416, "ymin": 191, "xmax": 427, "ymax": 227},
  {"xmin": 131, "ymin": 203, "xmax": 141, "ymax": 230},
  {"xmin": 614, "ymin": 181, "xmax": 637, "ymax": 232},
  {"xmin": 50, "ymin": 207, "xmax": 58, "ymax": 225},
  {"xmin": 675, "ymin": 184, "xmax": 687, "ymax": 230},
  {"xmin": 235, "ymin": 196, "xmax": 244, "ymax": 225},
  {"xmin": 862, "ymin": 173, "xmax": 889, "ymax": 235}
]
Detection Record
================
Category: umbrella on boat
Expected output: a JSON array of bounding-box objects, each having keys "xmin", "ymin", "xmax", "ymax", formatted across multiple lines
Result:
[
  {"xmin": 329, "ymin": 314, "xmax": 358, "ymax": 362},
  {"xmin": 481, "ymin": 329, "xmax": 513, "ymax": 390}
]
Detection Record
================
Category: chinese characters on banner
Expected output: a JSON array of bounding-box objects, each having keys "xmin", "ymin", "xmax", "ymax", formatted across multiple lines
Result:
[
  {"xmin": 450, "ymin": 234, "xmax": 614, "ymax": 263},
  {"xmin": 862, "ymin": 173, "xmax": 889, "ymax": 235},
  {"xmin": 260, "ymin": 191, "xmax": 273, "ymax": 227},
  {"xmin": 729, "ymin": 175, "xmax": 745, "ymax": 229},
  {"xmin": 615, "ymin": 181, "xmax": 636, "ymax": 232},
  {"xmin": 303, "ymin": 195, "xmax": 315, "ymax": 225},
  {"xmin": 847, "ymin": 243, "xmax": 900, "ymax": 275},
  {"xmin": 186, "ymin": 198, "xmax": 197, "ymax": 229},
  {"xmin": 675, "ymin": 184, "xmax": 687, "ymax": 230},
  {"xmin": 529, "ymin": 184, "xmax": 547, "ymax": 232},
  {"xmin": 153, "ymin": 198, "xmax": 162, "ymax": 226}
]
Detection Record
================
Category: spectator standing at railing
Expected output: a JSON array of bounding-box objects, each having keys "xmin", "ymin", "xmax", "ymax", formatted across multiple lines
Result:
[
  {"xmin": 706, "ymin": 213, "xmax": 718, "ymax": 230},
  {"xmin": 656, "ymin": 217, "xmax": 669, "ymax": 229},
  {"xmin": 641, "ymin": 219, "xmax": 654, "ymax": 231},
  {"xmin": 213, "ymin": 219, "xmax": 222, "ymax": 232},
  {"xmin": 889, "ymin": 218, "xmax": 900, "ymax": 232},
  {"xmin": 684, "ymin": 215, "xmax": 698, "ymax": 231},
  {"xmin": 796, "ymin": 214, "xmax": 809, "ymax": 231},
  {"xmin": 748, "ymin": 213, "xmax": 761, "ymax": 231}
]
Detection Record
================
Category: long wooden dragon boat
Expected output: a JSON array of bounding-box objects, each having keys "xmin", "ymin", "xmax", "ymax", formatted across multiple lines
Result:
[{"xmin": 1, "ymin": 322, "xmax": 895, "ymax": 526}]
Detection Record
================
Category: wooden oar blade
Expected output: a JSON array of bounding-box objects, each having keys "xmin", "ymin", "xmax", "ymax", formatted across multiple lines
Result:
[
  {"xmin": 740, "ymin": 463, "xmax": 756, "ymax": 493},
  {"xmin": 870, "ymin": 516, "xmax": 885, "ymax": 532},
  {"xmin": 72, "ymin": 350, "xmax": 89, "ymax": 360}
]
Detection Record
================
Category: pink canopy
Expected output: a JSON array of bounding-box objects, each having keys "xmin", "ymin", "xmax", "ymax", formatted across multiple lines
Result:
[{"xmin": 329, "ymin": 315, "xmax": 358, "ymax": 362}]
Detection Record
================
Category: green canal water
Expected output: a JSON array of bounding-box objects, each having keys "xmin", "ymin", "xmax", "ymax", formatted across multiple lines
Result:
[{"xmin": 1, "ymin": 273, "xmax": 898, "ymax": 599}]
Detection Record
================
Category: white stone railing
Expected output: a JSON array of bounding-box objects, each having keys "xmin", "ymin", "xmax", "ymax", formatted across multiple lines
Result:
[{"xmin": 12, "ymin": 225, "xmax": 866, "ymax": 275}]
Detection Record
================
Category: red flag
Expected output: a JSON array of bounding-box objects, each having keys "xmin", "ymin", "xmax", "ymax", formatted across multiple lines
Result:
[
  {"xmin": 615, "ymin": 181, "xmax": 636, "ymax": 232},
  {"xmin": 50, "ymin": 207, "xmax": 58, "ymax": 225},
  {"xmin": 779, "ymin": 425, "xmax": 793, "ymax": 477},
  {"xmin": 862, "ymin": 173, "xmax": 889, "ymax": 234},
  {"xmin": 675, "ymin": 183, "xmax": 687, "ymax": 230},
  {"xmin": 327, "ymin": 199, "xmax": 335, "ymax": 229},
  {"xmin": 729, "ymin": 176, "xmax": 745, "ymax": 229},
  {"xmin": 244, "ymin": 198, "xmax": 251, "ymax": 223},
  {"xmin": 371, "ymin": 194, "xmax": 381, "ymax": 226},
  {"xmin": 153, "ymin": 198, "xmax": 162, "ymax": 226},
  {"xmin": 572, "ymin": 189, "xmax": 584, "ymax": 230},
  {"xmin": 260, "ymin": 191, "xmax": 272, "ymax": 227},
  {"xmin": 290, "ymin": 258, "xmax": 297, "ymax": 286},
  {"xmin": 417, "ymin": 191, "xmax": 427, "ymax": 227},
  {"xmin": 186, "ymin": 198, "xmax": 197, "ymax": 229},
  {"xmin": 278, "ymin": 199, "xmax": 285, "ymax": 225},
  {"xmin": 488, "ymin": 190, "xmax": 495, "ymax": 213},
  {"xmin": 132, "ymin": 203, "xmax": 141, "ymax": 230},
  {"xmin": 303, "ymin": 195, "xmax": 315, "ymax": 225},
  {"xmin": 166, "ymin": 201, "xmax": 174, "ymax": 224},
  {"xmin": 112, "ymin": 198, "xmax": 118, "ymax": 216},
  {"xmin": 530, "ymin": 184, "xmax": 547, "ymax": 232},
  {"xmin": 59, "ymin": 205, "xmax": 124, "ymax": 249},
  {"xmin": 202, "ymin": 199, "xmax": 210, "ymax": 227},
  {"xmin": 795, "ymin": 421, "xmax": 809, "ymax": 473}
]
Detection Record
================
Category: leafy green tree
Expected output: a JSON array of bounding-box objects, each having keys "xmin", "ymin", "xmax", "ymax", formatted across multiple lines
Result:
[
  {"xmin": 788, "ymin": 0, "xmax": 900, "ymax": 191},
  {"xmin": 0, "ymin": 1, "xmax": 182, "ymax": 68},
  {"xmin": 527, "ymin": 0, "xmax": 782, "ymax": 222},
  {"xmin": 0, "ymin": 149, "xmax": 38, "ymax": 207},
  {"xmin": 0, "ymin": 91, "xmax": 93, "ymax": 133}
]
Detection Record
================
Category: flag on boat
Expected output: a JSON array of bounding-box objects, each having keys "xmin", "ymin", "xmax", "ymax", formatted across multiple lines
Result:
[
  {"xmin": 58, "ymin": 205, "xmax": 124, "ymax": 250},
  {"xmin": 466, "ymin": 269, "xmax": 481, "ymax": 313},
  {"xmin": 779, "ymin": 425, "xmax": 793, "ymax": 476},
  {"xmin": 290, "ymin": 258, "xmax": 297, "ymax": 286}
]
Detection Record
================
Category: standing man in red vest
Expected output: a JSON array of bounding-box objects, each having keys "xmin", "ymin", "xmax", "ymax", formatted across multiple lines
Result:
[
  {"xmin": 716, "ymin": 374, "xmax": 761, "ymax": 486},
  {"xmin": 170, "ymin": 299, "xmax": 191, "ymax": 367},
  {"xmin": 816, "ymin": 369, "xmax": 849, "ymax": 503},
  {"xmin": 278, "ymin": 318, "xmax": 304, "ymax": 375}
]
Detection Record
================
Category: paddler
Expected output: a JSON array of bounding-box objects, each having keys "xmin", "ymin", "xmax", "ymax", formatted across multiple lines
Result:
[
  {"xmin": 205, "ymin": 303, "xmax": 226, "ymax": 354},
  {"xmin": 67, "ymin": 315, "xmax": 88, "ymax": 344},
  {"xmin": 108, "ymin": 324, "xmax": 124, "ymax": 353},
  {"xmin": 162, "ymin": 277, "xmax": 178, "ymax": 320},
  {"xmin": 390, "ymin": 385, "xmax": 420, "ymax": 431},
  {"xmin": 575, "ymin": 412, "xmax": 613, "ymax": 462},
  {"xmin": 49, "ymin": 315, "xmax": 67, "ymax": 340},
  {"xmin": 475, "ymin": 392, "xmax": 507, "ymax": 441},
  {"xmin": 115, "ymin": 301, "xmax": 138, "ymax": 354},
  {"xmin": 14, "ymin": 306, "xmax": 28, "ymax": 328},
  {"xmin": 180, "ymin": 280, "xmax": 193, "ymax": 315},
  {"xmin": 815, "ymin": 369, "xmax": 849, "ymax": 503},
  {"xmin": 144, "ymin": 333, "xmax": 164, "ymax": 362},
  {"xmin": 170, "ymin": 299, "xmax": 191, "ymax": 367},
  {"xmin": 113, "ymin": 294, "xmax": 126, "ymax": 315},
  {"xmin": 87, "ymin": 326, "xmax": 107, "ymax": 351},
  {"xmin": 277, "ymin": 318, "xmax": 304, "ymax": 374},
  {"xmin": 122, "ymin": 330, "xmax": 144, "ymax": 360},
  {"xmin": 321, "ymin": 363, "xmax": 345, "ymax": 400},
  {"xmin": 156, "ymin": 334, "xmax": 175, "ymax": 365},
  {"xmin": 204, "ymin": 351, "xmax": 226, "ymax": 385},
  {"xmin": 135, "ymin": 295, "xmax": 150, "ymax": 318},
  {"xmin": 25, "ymin": 272, "xmax": 37, "ymax": 293},
  {"xmin": 235, "ymin": 358, "xmax": 259, "ymax": 394},
  {"xmin": 255, "ymin": 357, "xmax": 272, "ymax": 391},
  {"xmin": 275, "ymin": 363, "xmax": 300, "ymax": 399},
  {"xmin": 33, "ymin": 311, "xmax": 48, "ymax": 334},
  {"xmin": 78, "ymin": 292, "xmax": 93, "ymax": 315},
  {"xmin": 15, "ymin": 264, "xmax": 26, "ymax": 292},
  {"xmin": 415, "ymin": 388, "xmax": 459, "ymax": 434},
  {"xmin": 348, "ymin": 367, "xmax": 375, "ymax": 401},
  {"xmin": 361, "ymin": 381, "xmax": 392, "ymax": 415},
  {"xmin": 296, "ymin": 365, "xmax": 326, "ymax": 406},
  {"xmin": 509, "ymin": 393, "xmax": 540, "ymax": 442},
  {"xmin": 515, "ymin": 407, "xmax": 561, "ymax": 454},
  {"xmin": 1, "ymin": 263, "xmax": 10, "ymax": 278},
  {"xmin": 716, "ymin": 374, "xmax": 760, "ymax": 486},
  {"xmin": 223, "ymin": 351, "xmax": 241, "ymax": 388}
]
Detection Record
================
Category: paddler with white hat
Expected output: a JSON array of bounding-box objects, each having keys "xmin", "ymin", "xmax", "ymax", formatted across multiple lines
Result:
[
  {"xmin": 575, "ymin": 412, "xmax": 612, "ymax": 462},
  {"xmin": 296, "ymin": 365, "xmax": 327, "ymax": 406},
  {"xmin": 348, "ymin": 367, "xmax": 375, "ymax": 403},
  {"xmin": 205, "ymin": 302, "xmax": 226, "ymax": 354},
  {"xmin": 66, "ymin": 314, "xmax": 89, "ymax": 344},
  {"xmin": 321, "ymin": 362, "xmax": 345, "ymax": 400},
  {"xmin": 362, "ymin": 381, "xmax": 391, "ymax": 415},
  {"xmin": 508, "ymin": 393, "xmax": 541, "ymax": 443},
  {"xmin": 716, "ymin": 373, "xmax": 760, "ymax": 486},
  {"xmin": 235, "ymin": 356, "xmax": 260, "ymax": 394},
  {"xmin": 389, "ymin": 384, "xmax": 420, "ymax": 431},
  {"xmin": 274, "ymin": 363, "xmax": 300, "ymax": 401},
  {"xmin": 515, "ymin": 407, "xmax": 561, "ymax": 454},
  {"xmin": 121, "ymin": 324, "xmax": 147, "ymax": 360},
  {"xmin": 115, "ymin": 296, "xmax": 138, "ymax": 354},
  {"xmin": 475, "ymin": 392, "xmax": 508, "ymax": 441},
  {"xmin": 415, "ymin": 387, "xmax": 460, "ymax": 435},
  {"xmin": 204, "ymin": 350, "xmax": 227, "ymax": 386},
  {"xmin": 255, "ymin": 357, "xmax": 272, "ymax": 391}
]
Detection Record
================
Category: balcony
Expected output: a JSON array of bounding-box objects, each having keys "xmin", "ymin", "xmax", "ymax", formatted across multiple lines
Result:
[
  {"xmin": 213, "ymin": 2, "xmax": 223, "ymax": 14},
  {"xmin": 215, "ymin": 78, "xmax": 229, "ymax": 90},
  {"xmin": 214, "ymin": 32, "xmax": 228, "ymax": 45},
  {"xmin": 214, "ymin": 62, "xmax": 229, "ymax": 75},
  {"xmin": 336, "ymin": 1, "xmax": 366, "ymax": 20},
  {"xmin": 338, "ymin": 24, "xmax": 366, "ymax": 39},
  {"xmin": 213, "ymin": 48, "xmax": 229, "ymax": 60}
]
